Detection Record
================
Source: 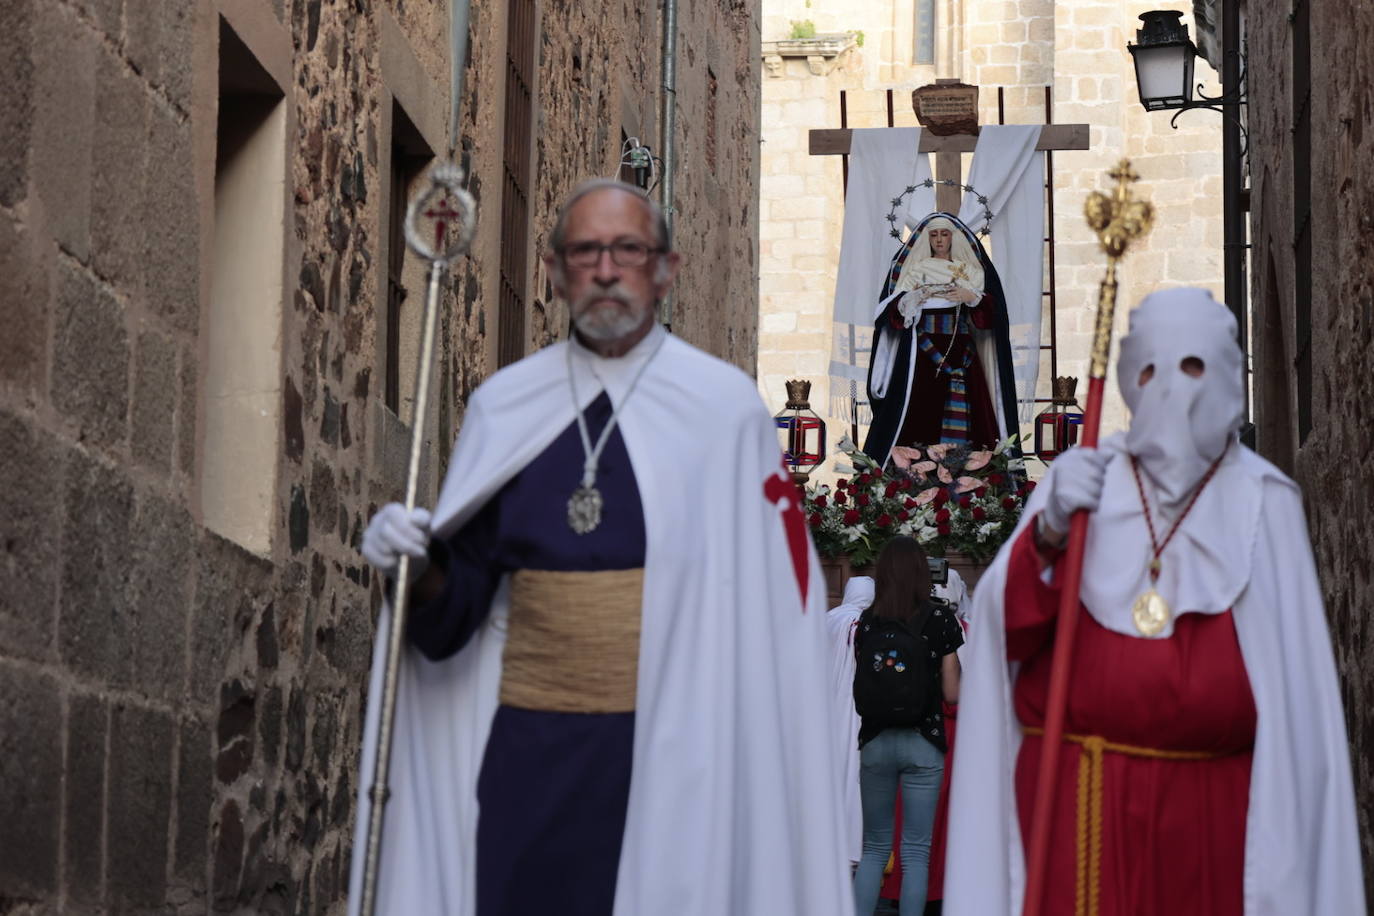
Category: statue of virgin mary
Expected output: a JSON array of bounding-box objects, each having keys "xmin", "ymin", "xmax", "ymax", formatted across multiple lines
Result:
[{"xmin": 863, "ymin": 212, "xmax": 1020, "ymax": 466}]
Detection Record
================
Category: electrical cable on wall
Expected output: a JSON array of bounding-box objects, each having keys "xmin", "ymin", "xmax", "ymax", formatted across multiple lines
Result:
[{"xmin": 617, "ymin": 136, "xmax": 662, "ymax": 194}]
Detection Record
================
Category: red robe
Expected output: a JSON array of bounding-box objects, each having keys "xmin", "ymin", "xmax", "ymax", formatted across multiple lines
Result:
[{"xmin": 1006, "ymin": 526, "xmax": 1255, "ymax": 916}]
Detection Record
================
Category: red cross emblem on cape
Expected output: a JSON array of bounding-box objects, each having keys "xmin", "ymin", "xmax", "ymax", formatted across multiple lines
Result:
[{"xmin": 764, "ymin": 460, "xmax": 811, "ymax": 607}]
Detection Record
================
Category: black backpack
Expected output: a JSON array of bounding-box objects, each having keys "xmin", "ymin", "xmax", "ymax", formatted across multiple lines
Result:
[{"xmin": 852, "ymin": 603, "xmax": 936, "ymax": 728}]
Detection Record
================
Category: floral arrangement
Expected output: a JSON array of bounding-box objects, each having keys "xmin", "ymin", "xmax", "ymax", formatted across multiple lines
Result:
[{"xmin": 805, "ymin": 436, "xmax": 1036, "ymax": 568}]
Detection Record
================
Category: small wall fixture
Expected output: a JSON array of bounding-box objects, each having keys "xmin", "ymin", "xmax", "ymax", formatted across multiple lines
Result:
[{"xmin": 1127, "ymin": 10, "xmax": 1247, "ymax": 148}]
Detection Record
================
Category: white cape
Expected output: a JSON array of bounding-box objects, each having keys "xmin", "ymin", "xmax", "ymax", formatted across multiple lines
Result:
[
  {"xmin": 348, "ymin": 325, "xmax": 854, "ymax": 916},
  {"xmin": 827, "ymin": 576, "xmax": 874, "ymax": 865},
  {"xmin": 943, "ymin": 435, "xmax": 1366, "ymax": 915}
]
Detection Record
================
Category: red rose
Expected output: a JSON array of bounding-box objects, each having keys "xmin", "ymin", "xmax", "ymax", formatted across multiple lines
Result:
[
  {"xmin": 843, "ymin": 509, "xmax": 861, "ymax": 525},
  {"xmin": 857, "ymin": 473, "xmax": 871, "ymax": 486},
  {"xmin": 974, "ymin": 486, "xmax": 988, "ymax": 499},
  {"xmin": 988, "ymin": 472, "xmax": 1005, "ymax": 486},
  {"xmin": 1002, "ymin": 496, "xmax": 1017, "ymax": 510},
  {"xmin": 897, "ymin": 509, "xmax": 910, "ymax": 522},
  {"xmin": 876, "ymin": 513, "xmax": 893, "ymax": 527},
  {"xmin": 814, "ymin": 494, "xmax": 828, "ymax": 509},
  {"xmin": 809, "ymin": 513, "xmax": 822, "ymax": 527},
  {"xmin": 898, "ymin": 478, "xmax": 912, "ymax": 491},
  {"xmin": 835, "ymin": 491, "xmax": 848, "ymax": 505},
  {"xmin": 835, "ymin": 479, "xmax": 847, "ymax": 491},
  {"xmin": 933, "ymin": 489, "xmax": 950, "ymax": 506},
  {"xmin": 972, "ymin": 506, "xmax": 987, "ymax": 521},
  {"xmin": 958, "ymin": 495, "xmax": 972, "ymax": 508},
  {"xmin": 903, "ymin": 497, "xmax": 918, "ymax": 509},
  {"xmin": 937, "ymin": 523, "xmax": 951, "ymax": 536},
  {"xmin": 935, "ymin": 508, "xmax": 951, "ymax": 524},
  {"xmin": 858, "ymin": 493, "xmax": 871, "ymax": 507},
  {"xmin": 885, "ymin": 481, "xmax": 900, "ymax": 498}
]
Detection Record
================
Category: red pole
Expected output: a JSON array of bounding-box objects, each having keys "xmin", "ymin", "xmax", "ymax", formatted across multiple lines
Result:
[
  {"xmin": 1021, "ymin": 162, "xmax": 1152, "ymax": 916},
  {"xmin": 1020, "ymin": 378, "xmax": 1103, "ymax": 916}
]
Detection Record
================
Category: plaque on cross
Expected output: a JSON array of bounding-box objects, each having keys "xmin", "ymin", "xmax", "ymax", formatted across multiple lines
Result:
[{"xmin": 810, "ymin": 80, "xmax": 1090, "ymax": 213}]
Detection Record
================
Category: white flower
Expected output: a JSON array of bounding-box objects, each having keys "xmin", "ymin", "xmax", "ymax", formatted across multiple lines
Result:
[
  {"xmin": 837, "ymin": 434, "xmax": 858, "ymax": 455},
  {"xmin": 917, "ymin": 525, "xmax": 939, "ymax": 544},
  {"xmin": 976, "ymin": 521, "xmax": 1001, "ymax": 542}
]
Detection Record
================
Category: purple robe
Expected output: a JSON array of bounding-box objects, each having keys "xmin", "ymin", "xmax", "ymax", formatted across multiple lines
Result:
[{"xmin": 408, "ymin": 391, "xmax": 644, "ymax": 916}]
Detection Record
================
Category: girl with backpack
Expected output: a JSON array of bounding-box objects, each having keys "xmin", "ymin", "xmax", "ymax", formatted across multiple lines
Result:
[{"xmin": 852, "ymin": 536, "xmax": 963, "ymax": 915}]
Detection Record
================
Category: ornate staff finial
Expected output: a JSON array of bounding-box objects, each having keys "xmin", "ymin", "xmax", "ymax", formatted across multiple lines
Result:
[
  {"xmin": 1085, "ymin": 158, "xmax": 1154, "ymax": 260},
  {"xmin": 1082, "ymin": 159, "xmax": 1154, "ymax": 377}
]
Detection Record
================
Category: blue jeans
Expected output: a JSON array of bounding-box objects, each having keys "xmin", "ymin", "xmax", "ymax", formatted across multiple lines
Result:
[{"xmin": 852, "ymin": 728, "xmax": 944, "ymax": 916}]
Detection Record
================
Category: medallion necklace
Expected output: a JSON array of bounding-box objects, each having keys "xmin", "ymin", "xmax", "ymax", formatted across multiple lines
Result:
[
  {"xmin": 1128, "ymin": 442, "xmax": 1230, "ymax": 636},
  {"xmin": 565, "ymin": 329, "xmax": 667, "ymax": 534}
]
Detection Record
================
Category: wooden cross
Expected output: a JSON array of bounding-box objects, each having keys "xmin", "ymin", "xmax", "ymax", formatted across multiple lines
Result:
[{"xmin": 809, "ymin": 80, "xmax": 1090, "ymax": 213}]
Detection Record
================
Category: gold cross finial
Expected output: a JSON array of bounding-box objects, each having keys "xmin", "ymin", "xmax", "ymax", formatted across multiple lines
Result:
[
  {"xmin": 1085, "ymin": 158, "xmax": 1153, "ymax": 260},
  {"xmin": 1083, "ymin": 160, "xmax": 1154, "ymax": 377}
]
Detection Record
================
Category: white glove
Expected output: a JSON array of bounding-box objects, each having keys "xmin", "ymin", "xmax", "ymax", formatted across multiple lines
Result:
[
  {"xmin": 361, "ymin": 503, "xmax": 433, "ymax": 583},
  {"xmin": 1040, "ymin": 446, "xmax": 1110, "ymax": 538}
]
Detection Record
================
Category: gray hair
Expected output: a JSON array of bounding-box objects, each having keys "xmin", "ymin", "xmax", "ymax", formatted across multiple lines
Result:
[{"xmin": 548, "ymin": 178, "xmax": 672, "ymax": 253}]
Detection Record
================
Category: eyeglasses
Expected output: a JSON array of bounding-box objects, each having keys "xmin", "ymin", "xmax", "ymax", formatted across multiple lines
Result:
[{"xmin": 560, "ymin": 239, "xmax": 664, "ymax": 268}]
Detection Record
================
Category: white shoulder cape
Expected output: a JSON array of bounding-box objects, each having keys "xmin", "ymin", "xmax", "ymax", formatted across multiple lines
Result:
[
  {"xmin": 943, "ymin": 437, "xmax": 1365, "ymax": 914},
  {"xmin": 348, "ymin": 326, "xmax": 854, "ymax": 916}
]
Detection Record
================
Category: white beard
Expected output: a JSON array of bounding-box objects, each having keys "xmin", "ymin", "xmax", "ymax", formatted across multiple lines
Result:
[{"xmin": 572, "ymin": 295, "xmax": 652, "ymax": 341}]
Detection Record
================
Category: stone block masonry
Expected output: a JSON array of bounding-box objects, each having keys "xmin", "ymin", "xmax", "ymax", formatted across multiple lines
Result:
[{"xmin": 0, "ymin": 0, "xmax": 760, "ymax": 911}]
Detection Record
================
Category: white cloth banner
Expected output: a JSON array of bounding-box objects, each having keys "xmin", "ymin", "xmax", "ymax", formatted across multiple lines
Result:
[
  {"xmin": 958, "ymin": 126, "xmax": 1044, "ymax": 425},
  {"xmin": 829, "ymin": 128, "xmax": 934, "ymax": 421}
]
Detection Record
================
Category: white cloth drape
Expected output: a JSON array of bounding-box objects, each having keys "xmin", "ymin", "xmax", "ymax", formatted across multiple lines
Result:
[
  {"xmin": 829, "ymin": 128, "xmax": 935, "ymax": 422},
  {"xmin": 958, "ymin": 126, "xmax": 1044, "ymax": 425}
]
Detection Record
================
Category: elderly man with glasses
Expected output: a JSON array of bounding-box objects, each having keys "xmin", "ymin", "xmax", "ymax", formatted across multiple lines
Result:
[{"xmin": 352, "ymin": 179, "xmax": 853, "ymax": 916}]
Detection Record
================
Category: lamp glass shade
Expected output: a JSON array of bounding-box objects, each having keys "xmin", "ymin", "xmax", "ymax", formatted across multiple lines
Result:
[
  {"xmin": 774, "ymin": 379, "xmax": 826, "ymax": 475},
  {"xmin": 1033, "ymin": 377, "xmax": 1085, "ymax": 461},
  {"xmin": 1033, "ymin": 407, "xmax": 1084, "ymax": 461},
  {"xmin": 775, "ymin": 411, "xmax": 826, "ymax": 474},
  {"xmin": 1130, "ymin": 41, "xmax": 1196, "ymax": 110}
]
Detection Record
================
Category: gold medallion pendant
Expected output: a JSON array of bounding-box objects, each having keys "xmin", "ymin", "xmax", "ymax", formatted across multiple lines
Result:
[
  {"xmin": 1132, "ymin": 588, "xmax": 1171, "ymax": 637},
  {"xmin": 1128, "ymin": 447, "xmax": 1229, "ymax": 640}
]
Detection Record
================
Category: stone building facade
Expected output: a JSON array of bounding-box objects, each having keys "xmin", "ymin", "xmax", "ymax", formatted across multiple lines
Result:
[
  {"xmin": 0, "ymin": 0, "xmax": 759, "ymax": 912},
  {"xmin": 758, "ymin": 0, "xmax": 1225, "ymax": 465},
  {"xmin": 1244, "ymin": 0, "xmax": 1374, "ymax": 888}
]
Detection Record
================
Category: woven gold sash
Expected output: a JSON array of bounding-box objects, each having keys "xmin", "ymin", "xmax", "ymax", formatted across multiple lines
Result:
[
  {"xmin": 1022, "ymin": 726, "xmax": 1243, "ymax": 916},
  {"xmin": 499, "ymin": 568, "xmax": 644, "ymax": 713}
]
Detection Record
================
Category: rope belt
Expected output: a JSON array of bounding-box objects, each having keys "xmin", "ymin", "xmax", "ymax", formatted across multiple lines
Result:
[
  {"xmin": 500, "ymin": 568, "xmax": 644, "ymax": 714},
  {"xmin": 1021, "ymin": 726, "xmax": 1246, "ymax": 916}
]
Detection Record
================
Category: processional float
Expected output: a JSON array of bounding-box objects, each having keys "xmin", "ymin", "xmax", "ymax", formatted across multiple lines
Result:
[
  {"xmin": 1021, "ymin": 161, "xmax": 1154, "ymax": 916},
  {"xmin": 355, "ymin": 2, "xmax": 477, "ymax": 914}
]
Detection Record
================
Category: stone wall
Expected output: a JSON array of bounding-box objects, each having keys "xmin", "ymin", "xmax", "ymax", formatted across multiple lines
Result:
[
  {"xmin": 757, "ymin": 0, "xmax": 1225, "ymax": 471},
  {"xmin": 0, "ymin": 0, "xmax": 760, "ymax": 912},
  {"xmin": 1247, "ymin": 0, "xmax": 1374, "ymax": 890}
]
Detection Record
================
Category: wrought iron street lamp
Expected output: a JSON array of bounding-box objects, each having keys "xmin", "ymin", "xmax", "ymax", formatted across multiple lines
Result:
[
  {"xmin": 1128, "ymin": 10, "xmax": 1197, "ymax": 111},
  {"xmin": 1127, "ymin": 10, "xmax": 1247, "ymax": 148}
]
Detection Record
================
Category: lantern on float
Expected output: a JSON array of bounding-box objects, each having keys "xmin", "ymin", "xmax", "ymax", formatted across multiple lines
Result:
[
  {"xmin": 1034, "ymin": 376, "xmax": 1084, "ymax": 461},
  {"xmin": 774, "ymin": 379, "xmax": 826, "ymax": 485}
]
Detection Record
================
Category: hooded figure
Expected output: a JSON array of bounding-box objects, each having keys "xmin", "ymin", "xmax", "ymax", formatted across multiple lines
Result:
[
  {"xmin": 864, "ymin": 213, "xmax": 1019, "ymax": 466},
  {"xmin": 943, "ymin": 288, "xmax": 1365, "ymax": 916}
]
